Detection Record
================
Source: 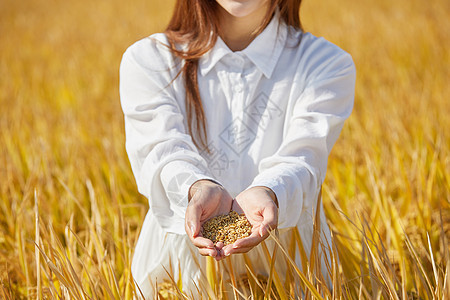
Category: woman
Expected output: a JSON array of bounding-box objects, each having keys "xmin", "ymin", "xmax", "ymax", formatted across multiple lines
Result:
[{"xmin": 120, "ymin": 0, "xmax": 355, "ymax": 297}]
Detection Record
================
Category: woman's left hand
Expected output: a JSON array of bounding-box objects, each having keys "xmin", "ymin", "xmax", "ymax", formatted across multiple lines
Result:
[{"xmin": 221, "ymin": 187, "xmax": 278, "ymax": 257}]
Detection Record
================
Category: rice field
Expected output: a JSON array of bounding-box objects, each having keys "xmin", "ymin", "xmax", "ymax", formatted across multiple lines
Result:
[{"xmin": 0, "ymin": 0, "xmax": 449, "ymax": 298}]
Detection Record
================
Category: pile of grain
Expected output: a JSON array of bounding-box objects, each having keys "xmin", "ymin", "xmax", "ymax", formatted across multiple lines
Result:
[{"xmin": 202, "ymin": 211, "xmax": 252, "ymax": 245}]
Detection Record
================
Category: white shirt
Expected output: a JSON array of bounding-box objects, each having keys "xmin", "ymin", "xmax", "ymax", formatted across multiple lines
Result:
[
  {"xmin": 120, "ymin": 13, "xmax": 356, "ymax": 297},
  {"xmin": 119, "ymin": 15, "xmax": 356, "ymax": 236}
]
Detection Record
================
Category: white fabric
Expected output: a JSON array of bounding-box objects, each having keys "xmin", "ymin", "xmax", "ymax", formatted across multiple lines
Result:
[{"xmin": 120, "ymin": 12, "xmax": 355, "ymax": 298}]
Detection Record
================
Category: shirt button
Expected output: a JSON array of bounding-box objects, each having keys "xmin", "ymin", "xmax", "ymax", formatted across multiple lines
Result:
[{"xmin": 234, "ymin": 85, "xmax": 243, "ymax": 93}]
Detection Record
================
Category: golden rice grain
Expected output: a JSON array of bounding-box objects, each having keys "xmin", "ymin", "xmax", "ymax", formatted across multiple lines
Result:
[{"xmin": 202, "ymin": 211, "xmax": 252, "ymax": 245}]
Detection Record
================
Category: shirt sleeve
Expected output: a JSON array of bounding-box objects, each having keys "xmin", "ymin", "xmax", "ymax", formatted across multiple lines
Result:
[
  {"xmin": 119, "ymin": 37, "xmax": 216, "ymax": 234},
  {"xmin": 247, "ymin": 50, "xmax": 356, "ymax": 229}
]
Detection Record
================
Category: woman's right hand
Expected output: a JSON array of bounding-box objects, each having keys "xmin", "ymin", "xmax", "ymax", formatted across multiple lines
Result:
[{"xmin": 185, "ymin": 180, "xmax": 233, "ymax": 259}]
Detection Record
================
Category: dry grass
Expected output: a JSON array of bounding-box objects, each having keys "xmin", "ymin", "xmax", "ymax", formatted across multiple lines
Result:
[{"xmin": 0, "ymin": 0, "xmax": 449, "ymax": 298}]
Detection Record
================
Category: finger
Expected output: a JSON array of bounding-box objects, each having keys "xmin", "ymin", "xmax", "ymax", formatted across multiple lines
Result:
[
  {"xmin": 221, "ymin": 244, "xmax": 233, "ymax": 257},
  {"xmin": 215, "ymin": 241, "xmax": 224, "ymax": 250},
  {"xmin": 231, "ymin": 199, "xmax": 244, "ymax": 214},
  {"xmin": 233, "ymin": 231, "xmax": 263, "ymax": 249},
  {"xmin": 222, "ymin": 244, "xmax": 254, "ymax": 256},
  {"xmin": 185, "ymin": 202, "xmax": 202, "ymax": 239},
  {"xmin": 192, "ymin": 236, "xmax": 215, "ymax": 249},
  {"xmin": 214, "ymin": 248, "xmax": 225, "ymax": 261},
  {"xmin": 198, "ymin": 247, "xmax": 217, "ymax": 257},
  {"xmin": 258, "ymin": 221, "xmax": 273, "ymax": 238},
  {"xmin": 222, "ymin": 233, "xmax": 262, "ymax": 256},
  {"xmin": 227, "ymin": 246, "xmax": 254, "ymax": 255},
  {"xmin": 259, "ymin": 206, "xmax": 278, "ymax": 237}
]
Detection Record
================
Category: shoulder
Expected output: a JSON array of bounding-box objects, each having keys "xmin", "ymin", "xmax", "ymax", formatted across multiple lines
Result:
[
  {"xmin": 120, "ymin": 33, "xmax": 178, "ymax": 73},
  {"xmin": 284, "ymin": 27, "xmax": 355, "ymax": 83},
  {"xmin": 289, "ymin": 31, "xmax": 355, "ymax": 81}
]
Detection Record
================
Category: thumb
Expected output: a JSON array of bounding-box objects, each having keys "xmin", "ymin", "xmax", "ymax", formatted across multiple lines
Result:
[
  {"xmin": 259, "ymin": 206, "xmax": 278, "ymax": 238},
  {"xmin": 231, "ymin": 199, "xmax": 243, "ymax": 214},
  {"xmin": 259, "ymin": 221, "xmax": 270, "ymax": 238},
  {"xmin": 185, "ymin": 202, "xmax": 202, "ymax": 238}
]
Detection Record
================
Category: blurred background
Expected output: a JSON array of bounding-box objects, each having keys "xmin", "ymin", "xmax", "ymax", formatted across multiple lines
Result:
[{"xmin": 0, "ymin": 0, "xmax": 449, "ymax": 298}]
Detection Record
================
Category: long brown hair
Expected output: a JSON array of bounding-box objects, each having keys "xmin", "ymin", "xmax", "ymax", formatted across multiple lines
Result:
[{"xmin": 165, "ymin": 0, "xmax": 303, "ymax": 150}]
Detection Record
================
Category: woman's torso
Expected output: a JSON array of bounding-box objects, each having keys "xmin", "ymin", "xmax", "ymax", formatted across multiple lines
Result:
[{"xmin": 147, "ymin": 19, "xmax": 343, "ymax": 197}]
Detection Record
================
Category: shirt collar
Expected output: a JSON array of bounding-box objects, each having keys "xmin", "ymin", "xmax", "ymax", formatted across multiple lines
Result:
[{"xmin": 199, "ymin": 10, "xmax": 287, "ymax": 78}]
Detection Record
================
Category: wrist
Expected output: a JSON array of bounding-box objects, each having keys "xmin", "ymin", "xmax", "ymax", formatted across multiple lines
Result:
[
  {"xmin": 251, "ymin": 186, "xmax": 279, "ymax": 208},
  {"xmin": 188, "ymin": 179, "xmax": 221, "ymax": 201}
]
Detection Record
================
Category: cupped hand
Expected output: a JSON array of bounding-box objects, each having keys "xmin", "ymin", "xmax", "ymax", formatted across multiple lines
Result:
[
  {"xmin": 222, "ymin": 186, "xmax": 278, "ymax": 256},
  {"xmin": 185, "ymin": 180, "xmax": 233, "ymax": 260}
]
